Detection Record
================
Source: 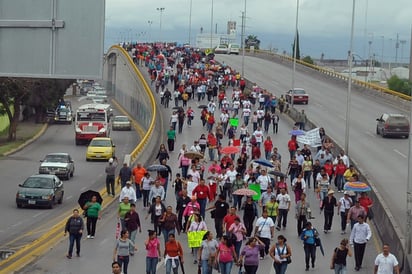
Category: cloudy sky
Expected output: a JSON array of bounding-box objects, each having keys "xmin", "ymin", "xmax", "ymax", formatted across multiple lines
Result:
[{"xmin": 105, "ymin": 0, "xmax": 411, "ymax": 61}]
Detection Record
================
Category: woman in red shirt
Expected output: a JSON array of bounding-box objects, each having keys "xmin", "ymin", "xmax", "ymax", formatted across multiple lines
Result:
[
  {"xmin": 263, "ymin": 136, "xmax": 273, "ymax": 160},
  {"xmin": 334, "ymin": 159, "xmax": 346, "ymax": 192},
  {"xmin": 323, "ymin": 160, "xmax": 334, "ymax": 185},
  {"xmin": 287, "ymin": 136, "xmax": 298, "ymax": 160},
  {"xmin": 358, "ymin": 192, "xmax": 373, "ymax": 220}
]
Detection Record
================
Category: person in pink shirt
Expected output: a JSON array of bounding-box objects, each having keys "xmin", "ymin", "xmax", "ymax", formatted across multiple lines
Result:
[
  {"xmin": 215, "ymin": 235, "xmax": 238, "ymax": 274},
  {"xmin": 145, "ymin": 230, "xmax": 161, "ymax": 274}
]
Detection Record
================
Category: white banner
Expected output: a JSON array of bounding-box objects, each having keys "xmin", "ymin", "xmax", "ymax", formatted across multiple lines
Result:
[{"xmin": 297, "ymin": 128, "xmax": 322, "ymax": 147}]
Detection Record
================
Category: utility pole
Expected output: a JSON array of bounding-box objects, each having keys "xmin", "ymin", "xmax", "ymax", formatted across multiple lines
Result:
[
  {"xmin": 406, "ymin": 25, "xmax": 412, "ymax": 256},
  {"xmin": 395, "ymin": 33, "xmax": 399, "ymax": 64}
]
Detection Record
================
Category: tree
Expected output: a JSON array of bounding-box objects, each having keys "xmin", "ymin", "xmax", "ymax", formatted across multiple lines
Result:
[
  {"xmin": 245, "ymin": 35, "xmax": 260, "ymax": 50},
  {"xmin": 292, "ymin": 30, "xmax": 301, "ymax": 60},
  {"xmin": 302, "ymin": 56, "xmax": 314, "ymax": 64},
  {"xmin": 387, "ymin": 75, "xmax": 411, "ymax": 95}
]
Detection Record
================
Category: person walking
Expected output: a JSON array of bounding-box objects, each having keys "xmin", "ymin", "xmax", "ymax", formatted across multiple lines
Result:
[
  {"xmin": 105, "ymin": 157, "xmax": 117, "ymax": 197},
  {"xmin": 132, "ymin": 162, "xmax": 146, "ymax": 200},
  {"xmin": 192, "ymin": 179, "xmax": 211, "ymax": 220},
  {"xmin": 338, "ymin": 191, "xmax": 353, "ymax": 234},
  {"xmin": 215, "ymin": 235, "xmax": 238, "ymax": 274},
  {"xmin": 118, "ymin": 196, "xmax": 131, "ymax": 231},
  {"xmin": 199, "ymin": 231, "xmax": 219, "ymax": 274},
  {"xmin": 64, "ymin": 209, "xmax": 84, "ymax": 259},
  {"xmin": 349, "ymin": 214, "xmax": 372, "ymax": 271},
  {"xmin": 374, "ymin": 244, "xmax": 400, "ymax": 274},
  {"xmin": 301, "ymin": 222, "xmax": 319, "ymax": 271},
  {"xmin": 124, "ymin": 203, "xmax": 141, "ymax": 255},
  {"xmin": 119, "ymin": 181, "xmax": 137, "ymax": 204},
  {"xmin": 141, "ymin": 172, "xmax": 154, "ymax": 208},
  {"xmin": 241, "ymin": 196, "xmax": 258, "ymax": 237},
  {"xmin": 207, "ymin": 194, "xmax": 229, "ymax": 239},
  {"xmin": 346, "ymin": 200, "xmax": 367, "ymax": 229},
  {"xmin": 145, "ymin": 229, "xmax": 162, "ymax": 274},
  {"xmin": 176, "ymin": 189, "xmax": 191, "ymax": 233},
  {"xmin": 239, "ymin": 237, "xmax": 265, "ymax": 274},
  {"xmin": 321, "ymin": 190, "xmax": 338, "ymax": 233},
  {"xmin": 187, "ymin": 213, "xmax": 208, "ymax": 264},
  {"xmin": 254, "ymin": 210, "xmax": 275, "ymax": 260},
  {"xmin": 295, "ymin": 193, "xmax": 310, "ymax": 236},
  {"xmin": 166, "ymin": 126, "xmax": 176, "ymax": 152},
  {"xmin": 159, "ymin": 206, "xmax": 181, "ymax": 244},
  {"xmin": 164, "ymin": 233, "xmax": 184, "ymax": 274},
  {"xmin": 276, "ymin": 188, "xmax": 291, "ymax": 231},
  {"xmin": 118, "ymin": 162, "xmax": 132, "ymax": 189},
  {"xmin": 228, "ymin": 217, "xmax": 247, "ymax": 258},
  {"xmin": 330, "ymin": 238, "xmax": 352, "ymax": 274},
  {"xmin": 146, "ymin": 196, "xmax": 166, "ymax": 236},
  {"xmin": 270, "ymin": 235, "xmax": 292, "ymax": 274},
  {"xmin": 83, "ymin": 195, "xmax": 102, "ymax": 239},
  {"xmin": 113, "ymin": 230, "xmax": 137, "ymax": 274}
]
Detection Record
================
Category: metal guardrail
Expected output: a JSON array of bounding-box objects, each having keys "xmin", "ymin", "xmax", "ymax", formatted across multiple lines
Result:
[{"xmin": 250, "ymin": 49, "xmax": 411, "ymax": 101}]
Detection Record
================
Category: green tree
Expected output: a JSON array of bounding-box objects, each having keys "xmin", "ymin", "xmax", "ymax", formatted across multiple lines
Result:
[
  {"xmin": 245, "ymin": 35, "xmax": 260, "ymax": 50},
  {"xmin": 387, "ymin": 75, "xmax": 411, "ymax": 95},
  {"xmin": 292, "ymin": 30, "xmax": 300, "ymax": 60},
  {"xmin": 302, "ymin": 56, "xmax": 314, "ymax": 64}
]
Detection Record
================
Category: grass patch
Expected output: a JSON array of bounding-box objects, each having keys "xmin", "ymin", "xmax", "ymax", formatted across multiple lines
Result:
[{"xmin": 0, "ymin": 122, "xmax": 44, "ymax": 156}]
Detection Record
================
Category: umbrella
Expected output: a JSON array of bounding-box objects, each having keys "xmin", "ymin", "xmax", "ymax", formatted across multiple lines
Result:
[
  {"xmin": 198, "ymin": 105, "xmax": 208, "ymax": 109},
  {"xmin": 78, "ymin": 190, "xmax": 103, "ymax": 209},
  {"xmin": 344, "ymin": 181, "xmax": 371, "ymax": 192},
  {"xmin": 147, "ymin": 164, "xmax": 168, "ymax": 172},
  {"xmin": 253, "ymin": 159, "xmax": 274, "ymax": 168},
  {"xmin": 289, "ymin": 129, "xmax": 306, "ymax": 136},
  {"xmin": 184, "ymin": 151, "xmax": 204, "ymax": 160},
  {"xmin": 269, "ymin": 170, "xmax": 287, "ymax": 177},
  {"xmin": 233, "ymin": 188, "xmax": 257, "ymax": 196},
  {"xmin": 315, "ymin": 237, "xmax": 325, "ymax": 256},
  {"xmin": 220, "ymin": 146, "xmax": 240, "ymax": 154}
]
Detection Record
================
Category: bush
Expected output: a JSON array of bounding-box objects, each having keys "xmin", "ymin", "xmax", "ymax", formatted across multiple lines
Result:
[
  {"xmin": 387, "ymin": 75, "xmax": 411, "ymax": 95},
  {"xmin": 302, "ymin": 56, "xmax": 314, "ymax": 65}
]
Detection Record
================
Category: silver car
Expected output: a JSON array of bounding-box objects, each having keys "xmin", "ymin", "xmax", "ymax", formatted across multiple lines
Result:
[
  {"xmin": 112, "ymin": 115, "xmax": 132, "ymax": 131},
  {"xmin": 39, "ymin": 153, "xmax": 75, "ymax": 180}
]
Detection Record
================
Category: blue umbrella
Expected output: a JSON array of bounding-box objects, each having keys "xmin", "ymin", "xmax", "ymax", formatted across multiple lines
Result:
[
  {"xmin": 289, "ymin": 129, "xmax": 305, "ymax": 136},
  {"xmin": 253, "ymin": 159, "xmax": 274, "ymax": 168}
]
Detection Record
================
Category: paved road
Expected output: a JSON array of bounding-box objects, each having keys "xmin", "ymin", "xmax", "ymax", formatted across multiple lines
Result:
[
  {"xmin": 216, "ymin": 54, "xmax": 410, "ymax": 233},
  {"xmin": 0, "ymin": 96, "xmax": 139, "ymax": 251},
  {"xmin": 17, "ymin": 72, "xmax": 380, "ymax": 274}
]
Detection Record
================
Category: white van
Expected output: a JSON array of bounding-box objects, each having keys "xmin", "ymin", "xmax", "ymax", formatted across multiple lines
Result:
[{"xmin": 228, "ymin": 44, "xmax": 240, "ymax": 55}]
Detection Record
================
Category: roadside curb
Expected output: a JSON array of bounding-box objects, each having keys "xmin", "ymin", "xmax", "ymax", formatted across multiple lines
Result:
[{"xmin": 3, "ymin": 123, "xmax": 48, "ymax": 157}]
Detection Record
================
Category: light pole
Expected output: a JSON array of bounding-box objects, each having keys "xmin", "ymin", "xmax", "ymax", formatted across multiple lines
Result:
[
  {"xmin": 291, "ymin": 0, "xmax": 300, "ymax": 109},
  {"xmin": 381, "ymin": 35, "xmax": 385, "ymax": 66},
  {"xmin": 344, "ymin": 0, "xmax": 356, "ymax": 156},
  {"xmin": 368, "ymin": 40, "xmax": 372, "ymax": 82},
  {"xmin": 188, "ymin": 0, "xmax": 193, "ymax": 45},
  {"xmin": 156, "ymin": 7, "xmax": 165, "ymax": 43},
  {"xmin": 210, "ymin": 0, "xmax": 214, "ymax": 50},
  {"xmin": 147, "ymin": 20, "xmax": 153, "ymax": 42},
  {"xmin": 241, "ymin": 0, "xmax": 247, "ymax": 76},
  {"xmin": 406, "ymin": 25, "xmax": 412, "ymax": 257}
]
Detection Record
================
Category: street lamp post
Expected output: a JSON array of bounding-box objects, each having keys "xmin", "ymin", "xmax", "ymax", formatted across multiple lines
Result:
[
  {"xmin": 157, "ymin": 7, "xmax": 165, "ymax": 43},
  {"xmin": 381, "ymin": 35, "xmax": 385, "ymax": 66},
  {"xmin": 344, "ymin": 0, "xmax": 356, "ymax": 156},
  {"xmin": 291, "ymin": 0, "xmax": 300, "ymax": 109},
  {"xmin": 148, "ymin": 20, "xmax": 153, "ymax": 43},
  {"xmin": 241, "ymin": 0, "xmax": 247, "ymax": 77},
  {"xmin": 210, "ymin": 0, "xmax": 214, "ymax": 50},
  {"xmin": 406, "ymin": 25, "xmax": 412, "ymax": 256},
  {"xmin": 188, "ymin": 0, "xmax": 193, "ymax": 46}
]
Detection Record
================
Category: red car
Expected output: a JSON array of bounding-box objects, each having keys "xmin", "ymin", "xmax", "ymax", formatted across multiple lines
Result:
[{"xmin": 285, "ymin": 88, "xmax": 309, "ymax": 104}]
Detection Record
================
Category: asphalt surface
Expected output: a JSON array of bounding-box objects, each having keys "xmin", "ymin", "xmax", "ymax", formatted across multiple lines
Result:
[
  {"xmin": 216, "ymin": 54, "xmax": 411, "ymax": 234},
  {"xmin": 16, "ymin": 68, "xmax": 380, "ymax": 274},
  {"xmin": 0, "ymin": 96, "xmax": 140, "ymax": 252}
]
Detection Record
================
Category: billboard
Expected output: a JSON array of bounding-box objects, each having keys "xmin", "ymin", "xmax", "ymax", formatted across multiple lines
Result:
[{"xmin": 0, "ymin": 0, "xmax": 105, "ymax": 79}]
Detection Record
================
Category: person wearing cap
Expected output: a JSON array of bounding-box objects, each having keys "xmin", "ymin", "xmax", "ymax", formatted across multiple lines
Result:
[
  {"xmin": 338, "ymin": 191, "xmax": 353, "ymax": 234},
  {"xmin": 145, "ymin": 229, "xmax": 162, "ymax": 274},
  {"xmin": 105, "ymin": 157, "xmax": 117, "ymax": 197},
  {"xmin": 118, "ymin": 162, "xmax": 132, "ymax": 189},
  {"xmin": 119, "ymin": 181, "xmax": 137, "ymax": 204},
  {"xmin": 349, "ymin": 214, "xmax": 372, "ymax": 271},
  {"xmin": 346, "ymin": 200, "xmax": 367, "ymax": 229},
  {"xmin": 320, "ymin": 190, "xmax": 337, "ymax": 233}
]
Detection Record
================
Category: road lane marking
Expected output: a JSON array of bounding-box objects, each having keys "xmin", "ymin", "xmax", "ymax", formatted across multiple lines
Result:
[
  {"xmin": 32, "ymin": 213, "xmax": 43, "ymax": 218},
  {"xmin": 11, "ymin": 222, "xmax": 23, "ymax": 227},
  {"xmin": 393, "ymin": 149, "xmax": 407, "ymax": 158},
  {"xmin": 80, "ymin": 186, "xmax": 87, "ymax": 191},
  {"xmin": 66, "ymin": 195, "xmax": 72, "ymax": 200},
  {"xmin": 365, "ymin": 131, "xmax": 376, "ymax": 138}
]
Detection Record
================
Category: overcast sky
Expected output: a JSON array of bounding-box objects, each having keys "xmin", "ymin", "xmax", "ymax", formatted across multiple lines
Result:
[{"xmin": 105, "ymin": 0, "xmax": 411, "ymax": 60}]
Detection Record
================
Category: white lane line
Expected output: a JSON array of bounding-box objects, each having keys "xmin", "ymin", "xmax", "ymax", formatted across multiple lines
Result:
[
  {"xmin": 394, "ymin": 149, "xmax": 407, "ymax": 158},
  {"xmin": 32, "ymin": 212, "xmax": 44, "ymax": 218},
  {"xmin": 11, "ymin": 221, "xmax": 23, "ymax": 227},
  {"xmin": 365, "ymin": 131, "xmax": 375, "ymax": 138},
  {"xmin": 80, "ymin": 187, "xmax": 87, "ymax": 191},
  {"xmin": 99, "ymin": 238, "xmax": 109, "ymax": 246},
  {"xmin": 66, "ymin": 195, "xmax": 73, "ymax": 200}
]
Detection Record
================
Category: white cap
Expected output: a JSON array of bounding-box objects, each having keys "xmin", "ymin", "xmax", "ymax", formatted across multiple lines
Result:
[{"xmin": 108, "ymin": 158, "xmax": 114, "ymax": 163}]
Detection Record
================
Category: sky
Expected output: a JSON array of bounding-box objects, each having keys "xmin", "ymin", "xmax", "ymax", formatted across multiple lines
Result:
[{"xmin": 105, "ymin": 0, "xmax": 411, "ymax": 61}]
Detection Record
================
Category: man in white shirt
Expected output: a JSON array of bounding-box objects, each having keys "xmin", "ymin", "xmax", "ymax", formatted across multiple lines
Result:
[
  {"xmin": 338, "ymin": 191, "xmax": 353, "ymax": 234},
  {"xmin": 224, "ymin": 165, "xmax": 238, "ymax": 202},
  {"xmin": 276, "ymin": 188, "xmax": 291, "ymax": 230},
  {"xmin": 242, "ymin": 107, "xmax": 251, "ymax": 126},
  {"xmin": 254, "ymin": 210, "xmax": 275, "ymax": 259},
  {"xmin": 220, "ymin": 110, "xmax": 230, "ymax": 134},
  {"xmin": 253, "ymin": 127, "xmax": 264, "ymax": 148},
  {"xmin": 256, "ymin": 169, "xmax": 271, "ymax": 192},
  {"xmin": 350, "ymin": 215, "xmax": 372, "ymax": 271},
  {"xmin": 119, "ymin": 181, "xmax": 137, "ymax": 204},
  {"xmin": 185, "ymin": 174, "xmax": 198, "ymax": 196},
  {"xmin": 189, "ymin": 140, "xmax": 201, "ymax": 152},
  {"xmin": 148, "ymin": 180, "xmax": 165, "ymax": 203},
  {"xmin": 374, "ymin": 244, "xmax": 400, "ymax": 274}
]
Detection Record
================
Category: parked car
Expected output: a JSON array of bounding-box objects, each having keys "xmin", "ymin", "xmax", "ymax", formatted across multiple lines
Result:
[
  {"xmin": 86, "ymin": 137, "xmax": 115, "ymax": 161},
  {"xmin": 376, "ymin": 113, "xmax": 410, "ymax": 138},
  {"xmin": 39, "ymin": 153, "xmax": 75, "ymax": 180},
  {"xmin": 112, "ymin": 115, "xmax": 132, "ymax": 131},
  {"xmin": 16, "ymin": 174, "xmax": 64, "ymax": 209},
  {"xmin": 285, "ymin": 88, "xmax": 309, "ymax": 104},
  {"xmin": 214, "ymin": 44, "xmax": 229, "ymax": 54}
]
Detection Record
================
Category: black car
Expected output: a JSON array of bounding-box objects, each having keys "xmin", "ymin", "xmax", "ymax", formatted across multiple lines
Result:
[
  {"xmin": 16, "ymin": 175, "xmax": 64, "ymax": 209},
  {"xmin": 376, "ymin": 113, "xmax": 410, "ymax": 138}
]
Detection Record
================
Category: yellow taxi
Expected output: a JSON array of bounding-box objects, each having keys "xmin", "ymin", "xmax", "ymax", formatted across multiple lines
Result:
[{"xmin": 86, "ymin": 137, "xmax": 115, "ymax": 161}]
